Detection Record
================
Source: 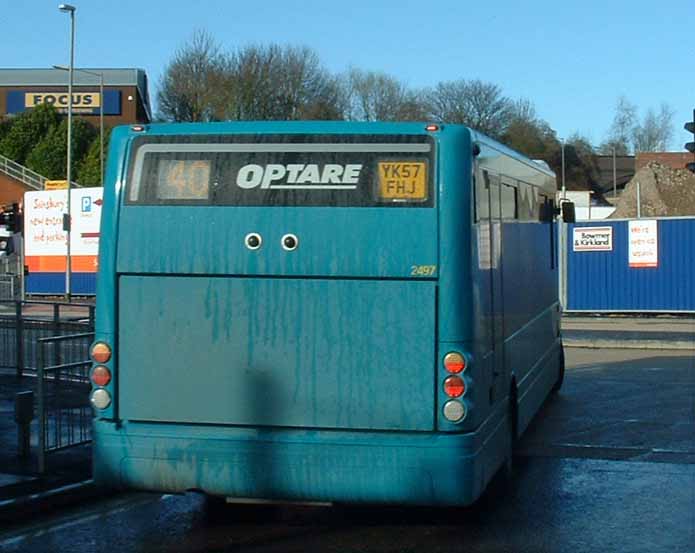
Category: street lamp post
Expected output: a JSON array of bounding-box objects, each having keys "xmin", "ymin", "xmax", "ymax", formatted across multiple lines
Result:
[
  {"xmin": 561, "ymin": 139, "xmax": 566, "ymax": 199},
  {"xmin": 98, "ymin": 71, "xmax": 103, "ymax": 185},
  {"xmin": 59, "ymin": 3, "xmax": 76, "ymax": 300},
  {"xmin": 53, "ymin": 65, "xmax": 104, "ymax": 185},
  {"xmin": 612, "ymin": 146, "xmax": 617, "ymax": 199}
]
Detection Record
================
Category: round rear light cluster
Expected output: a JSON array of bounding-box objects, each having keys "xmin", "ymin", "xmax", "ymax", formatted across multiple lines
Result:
[
  {"xmin": 90, "ymin": 341, "xmax": 113, "ymax": 411},
  {"xmin": 442, "ymin": 351, "xmax": 469, "ymax": 424}
]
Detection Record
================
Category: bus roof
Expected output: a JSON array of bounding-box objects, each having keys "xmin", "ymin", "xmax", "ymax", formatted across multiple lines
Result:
[{"xmin": 125, "ymin": 120, "xmax": 555, "ymax": 179}]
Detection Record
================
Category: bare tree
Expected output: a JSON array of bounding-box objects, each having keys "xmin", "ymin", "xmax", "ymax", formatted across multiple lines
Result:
[
  {"xmin": 599, "ymin": 96, "xmax": 637, "ymax": 155},
  {"xmin": 508, "ymin": 98, "xmax": 538, "ymax": 125},
  {"xmin": 224, "ymin": 45, "xmax": 344, "ymax": 121},
  {"xmin": 157, "ymin": 31, "xmax": 228, "ymax": 122},
  {"xmin": 426, "ymin": 79, "xmax": 512, "ymax": 138},
  {"xmin": 272, "ymin": 46, "xmax": 345, "ymax": 120},
  {"xmin": 632, "ymin": 103, "xmax": 674, "ymax": 152},
  {"xmin": 501, "ymin": 98, "xmax": 558, "ymax": 159},
  {"xmin": 600, "ymin": 97, "xmax": 674, "ymax": 154},
  {"xmin": 344, "ymin": 69, "xmax": 426, "ymax": 121}
]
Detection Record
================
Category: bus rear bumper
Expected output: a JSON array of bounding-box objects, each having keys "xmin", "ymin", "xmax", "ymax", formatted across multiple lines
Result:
[{"xmin": 93, "ymin": 414, "xmax": 507, "ymax": 506}]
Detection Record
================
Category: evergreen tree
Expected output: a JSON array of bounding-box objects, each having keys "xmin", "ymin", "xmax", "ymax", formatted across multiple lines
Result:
[
  {"xmin": 25, "ymin": 118, "xmax": 96, "ymax": 180},
  {"xmin": 0, "ymin": 103, "xmax": 60, "ymax": 164},
  {"xmin": 77, "ymin": 128, "xmax": 111, "ymax": 185}
]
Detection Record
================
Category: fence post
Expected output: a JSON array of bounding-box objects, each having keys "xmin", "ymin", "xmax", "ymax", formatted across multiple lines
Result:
[
  {"xmin": 14, "ymin": 391, "xmax": 34, "ymax": 459},
  {"xmin": 15, "ymin": 300, "xmax": 23, "ymax": 378},
  {"xmin": 37, "ymin": 340, "xmax": 46, "ymax": 474},
  {"xmin": 558, "ymin": 221, "xmax": 568, "ymax": 310},
  {"xmin": 53, "ymin": 304, "xmax": 62, "ymax": 368}
]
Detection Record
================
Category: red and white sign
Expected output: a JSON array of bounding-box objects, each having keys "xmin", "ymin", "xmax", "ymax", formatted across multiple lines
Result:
[
  {"xmin": 24, "ymin": 188, "xmax": 102, "ymax": 273},
  {"xmin": 628, "ymin": 220, "xmax": 658, "ymax": 268}
]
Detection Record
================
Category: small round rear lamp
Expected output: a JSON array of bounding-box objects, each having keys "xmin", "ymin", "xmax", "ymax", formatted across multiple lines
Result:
[
  {"xmin": 91, "ymin": 342, "xmax": 111, "ymax": 364},
  {"xmin": 444, "ymin": 352, "xmax": 466, "ymax": 373},
  {"xmin": 91, "ymin": 365, "xmax": 111, "ymax": 387},
  {"xmin": 443, "ymin": 400, "xmax": 466, "ymax": 422},
  {"xmin": 443, "ymin": 375, "xmax": 465, "ymax": 398},
  {"xmin": 90, "ymin": 389, "xmax": 112, "ymax": 410}
]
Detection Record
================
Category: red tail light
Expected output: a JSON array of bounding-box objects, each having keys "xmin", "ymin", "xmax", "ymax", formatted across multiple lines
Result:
[
  {"xmin": 444, "ymin": 352, "xmax": 466, "ymax": 373},
  {"xmin": 443, "ymin": 375, "xmax": 465, "ymax": 398},
  {"xmin": 91, "ymin": 365, "xmax": 111, "ymax": 387},
  {"xmin": 91, "ymin": 342, "xmax": 112, "ymax": 364}
]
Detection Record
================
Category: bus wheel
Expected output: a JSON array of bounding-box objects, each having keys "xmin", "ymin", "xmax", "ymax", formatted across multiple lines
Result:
[
  {"xmin": 504, "ymin": 381, "xmax": 518, "ymax": 478},
  {"xmin": 552, "ymin": 346, "xmax": 565, "ymax": 393}
]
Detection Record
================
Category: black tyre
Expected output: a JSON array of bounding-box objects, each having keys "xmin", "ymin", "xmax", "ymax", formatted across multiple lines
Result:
[
  {"xmin": 552, "ymin": 346, "xmax": 565, "ymax": 393},
  {"xmin": 504, "ymin": 381, "xmax": 518, "ymax": 478}
]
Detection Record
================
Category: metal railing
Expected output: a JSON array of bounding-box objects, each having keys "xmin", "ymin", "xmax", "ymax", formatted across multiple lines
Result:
[
  {"xmin": 37, "ymin": 331, "xmax": 94, "ymax": 473},
  {"xmin": 0, "ymin": 300, "xmax": 95, "ymax": 377},
  {"xmin": 0, "ymin": 254, "xmax": 22, "ymax": 301},
  {"xmin": 0, "ymin": 153, "xmax": 46, "ymax": 191},
  {"xmin": 0, "ymin": 254, "xmax": 24, "ymax": 300},
  {"xmin": 0, "ymin": 152, "xmax": 81, "ymax": 190},
  {"xmin": 0, "ymin": 274, "xmax": 18, "ymax": 300}
]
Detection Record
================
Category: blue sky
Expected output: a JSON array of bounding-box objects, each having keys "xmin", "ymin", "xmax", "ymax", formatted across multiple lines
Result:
[{"xmin": 3, "ymin": 0, "xmax": 693, "ymax": 149}]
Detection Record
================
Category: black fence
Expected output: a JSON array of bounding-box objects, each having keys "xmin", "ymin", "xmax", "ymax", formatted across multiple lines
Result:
[
  {"xmin": 37, "ymin": 332, "xmax": 94, "ymax": 473},
  {"xmin": 0, "ymin": 300, "xmax": 95, "ymax": 377},
  {"xmin": 0, "ymin": 300, "xmax": 95, "ymax": 473}
]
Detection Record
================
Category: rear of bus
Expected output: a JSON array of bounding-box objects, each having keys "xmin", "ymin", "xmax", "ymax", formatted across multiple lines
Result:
[{"xmin": 90, "ymin": 122, "xmax": 494, "ymax": 505}]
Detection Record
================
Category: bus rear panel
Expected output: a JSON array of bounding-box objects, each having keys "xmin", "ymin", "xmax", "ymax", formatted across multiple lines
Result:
[{"xmin": 91, "ymin": 122, "xmax": 561, "ymax": 506}]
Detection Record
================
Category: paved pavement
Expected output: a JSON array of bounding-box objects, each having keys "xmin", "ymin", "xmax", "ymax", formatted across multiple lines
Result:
[
  {"xmin": 0, "ymin": 369, "xmax": 93, "ymax": 521},
  {"xmin": 562, "ymin": 314, "xmax": 695, "ymax": 349},
  {"xmin": 0, "ymin": 314, "xmax": 692, "ymax": 525},
  {"xmin": 0, "ymin": 347, "xmax": 692, "ymax": 552}
]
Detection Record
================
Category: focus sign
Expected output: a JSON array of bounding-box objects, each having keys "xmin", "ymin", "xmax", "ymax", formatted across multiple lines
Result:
[
  {"xmin": 377, "ymin": 161, "xmax": 427, "ymax": 201},
  {"xmin": 573, "ymin": 226, "xmax": 613, "ymax": 251}
]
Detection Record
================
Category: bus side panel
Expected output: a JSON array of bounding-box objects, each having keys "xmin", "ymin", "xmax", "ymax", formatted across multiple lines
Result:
[{"xmin": 501, "ymin": 218, "xmax": 560, "ymax": 436}]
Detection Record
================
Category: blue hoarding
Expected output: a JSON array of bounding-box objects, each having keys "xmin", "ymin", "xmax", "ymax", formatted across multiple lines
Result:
[{"xmin": 566, "ymin": 218, "xmax": 695, "ymax": 312}]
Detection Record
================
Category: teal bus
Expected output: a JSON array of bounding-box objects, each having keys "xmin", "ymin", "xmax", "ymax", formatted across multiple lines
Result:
[{"xmin": 89, "ymin": 121, "xmax": 567, "ymax": 506}]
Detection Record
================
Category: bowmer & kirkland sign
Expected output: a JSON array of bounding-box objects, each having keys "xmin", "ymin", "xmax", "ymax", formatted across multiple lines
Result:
[{"xmin": 572, "ymin": 226, "xmax": 613, "ymax": 252}]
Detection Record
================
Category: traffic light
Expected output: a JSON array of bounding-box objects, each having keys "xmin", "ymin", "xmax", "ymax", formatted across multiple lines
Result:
[
  {"xmin": 0, "ymin": 235, "xmax": 13, "ymax": 255},
  {"xmin": 0, "ymin": 203, "xmax": 22, "ymax": 233},
  {"xmin": 685, "ymin": 110, "xmax": 695, "ymax": 173}
]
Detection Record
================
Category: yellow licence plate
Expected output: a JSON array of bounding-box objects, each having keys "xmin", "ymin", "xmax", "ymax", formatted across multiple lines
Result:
[{"xmin": 377, "ymin": 162, "xmax": 428, "ymax": 201}]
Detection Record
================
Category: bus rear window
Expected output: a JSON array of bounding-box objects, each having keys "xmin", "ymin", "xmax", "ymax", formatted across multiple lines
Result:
[{"xmin": 127, "ymin": 134, "xmax": 434, "ymax": 208}]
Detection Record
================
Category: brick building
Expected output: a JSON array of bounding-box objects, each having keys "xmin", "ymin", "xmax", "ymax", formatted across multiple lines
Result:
[
  {"xmin": 0, "ymin": 68, "xmax": 151, "ymax": 127},
  {"xmin": 0, "ymin": 68, "xmax": 151, "ymax": 205},
  {"xmin": 635, "ymin": 152, "xmax": 694, "ymax": 171}
]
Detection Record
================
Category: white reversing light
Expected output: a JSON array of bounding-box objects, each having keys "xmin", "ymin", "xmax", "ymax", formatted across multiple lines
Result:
[
  {"xmin": 90, "ymin": 389, "xmax": 111, "ymax": 410},
  {"xmin": 443, "ymin": 400, "xmax": 466, "ymax": 423}
]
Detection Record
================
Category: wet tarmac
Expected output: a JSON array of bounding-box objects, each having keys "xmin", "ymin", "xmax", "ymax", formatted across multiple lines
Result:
[{"xmin": 1, "ymin": 348, "xmax": 693, "ymax": 553}]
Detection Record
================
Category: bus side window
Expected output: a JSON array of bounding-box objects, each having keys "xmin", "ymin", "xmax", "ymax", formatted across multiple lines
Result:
[
  {"xmin": 475, "ymin": 170, "xmax": 490, "ymax": 223},
  {"xmin": 539, "ymin": 194, "xmax": 556, "ymax": 269},
  {"xmin": 501, "ymin": 183, "xmax": 517, "ymax": 220}
]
